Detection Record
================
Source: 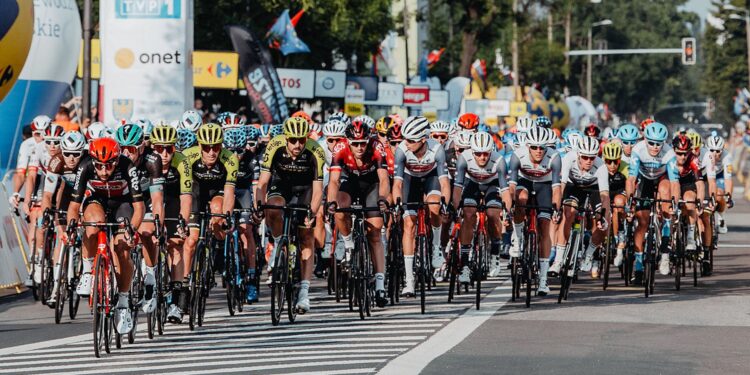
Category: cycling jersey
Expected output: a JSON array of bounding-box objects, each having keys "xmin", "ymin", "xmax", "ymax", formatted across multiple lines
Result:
[
  {"xmin": 507, "ymin": 147, "xmax": 562, "ymax": 186},
  {"xmin": 628, "ymin": 140, "xmax": 679, "ymax": 181},
  {"xmin": 608, "ymin": 163, "xmax": 629, "ymax": 194},
  {"xmin": 16, "ymin": 137, "xmax": 39, "ymax": 173},
  {"xmin": 135, "ymin": 148, "xmax": 165, "ymax": 205},
  {"xmin": 696, "ymin": 147, "xmax": 716, "ymax": 179},
  {"xmin": 560, "ymin": 151, "xmax": 609, "ymax": 192},
  {"xmin": 162, "ymin": 152, "xmax": 193, "ymax": 197},
  {"xmin": 393, "ymin": 139, "xmax": 448, "ymax": 180},
  {"xmin": 71, "ymin": 155, "xmax": 143, "ymax": 203},
  {"xmin": 383, "ymin": 144, "xmax": 396, "ymax": 177},
  {"xmin": 183, "ymin": 145, "xmax": 239, "ymax": 188},
  {"xmin": 714, "ymin": 152, "xmax": 733, "ymax": 179},
  {"xmin": 453, "ymin": 150, "xmax": 508, "ymax": 189},
  {"xmin": 261, "ymin": 135, "xmax": 325, "ymax": 185},
  {"xmin": 621, "ymin": 153, "xmax": 632, "ymax": 166},
  {"xmin": 329, "ymin": 138, "xmax": 387, "ymax": 184},
  {"xmin": 43, "ymin": 154, "xmax": 80, "ymax": 194},
  {"xmin": 235, "ymin": 152, "xmax": 260, "ymax": 190},
  {"xmin": 444, "ymin": 141, "xmax": 461, "ymax": 180}
]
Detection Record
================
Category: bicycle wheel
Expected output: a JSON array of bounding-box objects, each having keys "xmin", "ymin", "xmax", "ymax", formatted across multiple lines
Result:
[
  {"xmin": 525, "ymin": 232, "xmax": 537, "ymax": 308},
  {"xmin": 447, "ymin": 236, "xmax": 459, "ymax": 303},
  {"xmin": 602, "ymin": 234, "xmax": 612, "ymax": 291},
  {"xmin": 69, "ymin": 248, "xmax": 82, "ymax": 320},
  {"xmin": 644, "ymin": 232, "xmax": 656, "ymax": 298},
  {"xmin": 287, "ymin": 244, "xmax": 300, "ymax": 323},
  {"xmin": 188, "ymin": 243, "xmax": 203, "ymax": 331},
  {"xmin": 270, "ymin": 245, "xmax": 286, "ymax": 326},
  {"xmin": 224, "ymin": 236, "xmax": 236, "ymax": 317},
  {"xmin": 674, "ymin": 226, "xmax": 682, "ymax": 291},
  {"xmin": 475, "ymin": 232, "xmax": 486, "ymax": 310},
  {"xmin": 40, "ymin": 235, "xmax": 54, "ymax": 305},
  {"xmin": 558, "ymin": 231, "xmax": 578, "ymax": 304},
  {"xmin": 92, "ymin": 256, "xmax": 107, "ymax": 357},
  {"xmin": 363, "ymin": 239, "xmax": 373, "ymax": 317},
  {"xmin": 417, "ymin": 236, "xmax": 427, "ymax": 314},
  {"xmin": 54, "ymin": 247, "xmax": 68, "ymax": 324}
]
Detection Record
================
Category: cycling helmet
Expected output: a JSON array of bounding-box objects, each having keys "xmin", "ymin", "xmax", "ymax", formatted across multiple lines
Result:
[
  {"xmin": 602, "ymin": 141, "xmax": 622, "ymax": 160},
  {"xmin": 309, "ymin": 122, "xmax": 322, "ymax": 135},
  {"xmin": 534, "ymin": 116, "xmax": 552, "ymax": 129},
  {"xmin": 516, "ymin": 116, "xmax": 534, "ymax": 134},
  {"xmin": 270, "ymin": 124, "xmax": 284, "ymax": 137},
  {"xmin": 686, "ymin": 130, "xmax": 702, "ymax": 149},
  {"xmin": 457, "ymin": 113, "xmax": 480, "ymax": 130},
  {"xmin": 150, "ymin": 125, "xmax": 178, "ymax": 145},
  {"xmin": 546, "ymin": 128, "xmax": 558, "ymax": 147},
  {"xmin": 525, "ymin": 126, "xmax": 551, "ymax": 146},
  {"xmin": 196, "ymin": 123, "xmax": 224, "ymax": 145},
  {"xmin": 455, "ymin": 130, "xmax": 474, "ymax": 148},
  {"xmin": 578, "ymin": 136, "xmax": 600, "ymax": 157},
  {"xmin": 176, "ymin": 128, "xmax": 197, "ymax": 150},
  {"xmin": 220, "ymin": 112, "xmax": 244, "ymax": 128},
  {"xmin": 585, "ymin": 123, "xmax": 602, "ymax": 139},
  {"xmin": 390, "ymin": 113, "xmax": 404, "ymax": 126},
  {"xmin": 568, "ymin": 132, "xmax": 583, "ymax": 151},
  {"xmin": 223, "ymin": 128, "xmax": 247, "ymax": 149},
  {"xmin": 61, "ymin": 131, "xmax": 86, "ymax": 152},
  {"xmin": 89, "ymin": 137, "xmax": 120, "ymax": 163},
  {"xmin": 216, "ymin": 112, "xmax": 231, "ymax": 124},
  {"xmin": 181, "ymin": 110, "xmax": 203, "ymax": 132},
  {"xmin": 291, "ymin": 110, "xmax": 313, "ymax": 124},
  {"xmin": 375, "ymin": 116, "xmax": 396, "ymax": 135},
  {"xmin": 283, "ymin": 117, "xmax": 310, "ymax": 138},
  {"xmin": 387, "ymin": 122, "xmax": 404, "ymax": 141},
  {"xmin": 616, "ymin": 123, "xmax": 640, "ymax": 143},
  {"xmin": 672, "ymin": 134, "xmax": 692, "ymax": 152},
  {"xmin": 133, "ymin": 119, "xmax": 154, "ymax": 139},
  {"xmin": 31, "ymin": 115, "xmax": 52, "ymax": 132},
  {"xmin": 602, "ymin": 127, "xmax": 615, "ymax": 140},
  {"xmin": 259, "ymin": 124, "xmax": 273, "ymax": 138},
  {"xmin": 244, "ymin": 125, "xmax": 260, "ymax": 142},
  {"xmin": 502, "ymin": 132, "xmax": 517, "ymax": 147},
  {"xmin": 477, "ymin": 123, "xmax": 491, "ymax": 133},
  {"xmin": 44, "ymin": 123, "xmax": 65, "ymax": 140},
  {"xmin": 346, "ymin": 119, "xmax": 371, "ymax": 140},
  {"xmin": 561, "ymin": 127, "xmax": 576, "ymax": 141},
  {"xmin": 640, "ymin": 118, "xmax": 655, "ymax": 131},
  {"xmin": 323, "ymin": 119, "xmax": 347, "ymax": 138},
  {"xmin": 643, "ymin": 122, "xmax": 668, "ymax": 142},
  {"xmin": 470, "ymin": 131, "xmax": 494, "ymax": 153},
  {"xmin": 430, "ymin": 120, "xmax": 451, "ymax": 134},
  {"xmin": 329, "ymin": 111, "xmax": 351, "ymax": 126},
  {"xmin": 448, "ymin": 121, "xmax": 458, "ymax": 136},
  {"xmin": 402, "ymin": 116, "xmax": 430, "ymax": 140},
  {"xmin": 115, "ymin": 123, "xmax": 145, "ymax": 146},
  {"xmin": 353, "ymin": 115, "xmax": 375, "ymax": 129},
  {"xmin": 706, "ymin": 134, "xmax": 725, "ymax": 151}
]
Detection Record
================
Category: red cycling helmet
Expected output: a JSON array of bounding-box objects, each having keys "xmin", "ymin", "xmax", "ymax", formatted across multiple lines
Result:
[
  {"xmin": 44, "ymin": 123, "xmax": 65, "ymax": 139},
  {"xmin": 387, "ymin": 122, "xmax": 403, "ymax": 141},
  {"xmin": 346, "ymin": 119, "xmax": 371, "ymax": 140},
  {"xmin": 585, "ymin": 123, "xmax": 601, "ymax": 139},
  {"xmin": 89, "ymin": 137, "xmax": 121, "ymax": 163},
  {"xmin": 640, "ymin": 118, "xmax": 655, "ymax": 131},
  {"xmin": 672, "ymin": 134, "xmax": 692, "ymax": 152},
  {"xmin": 457, "ymin": 113, "xmax": 480, "ymax": 130},
  {"xmin": 291, "ymin": 110, "xmax": 313, "ymax": 124}
]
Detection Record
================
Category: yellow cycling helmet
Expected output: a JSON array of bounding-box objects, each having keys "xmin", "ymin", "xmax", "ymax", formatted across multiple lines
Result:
[
  {"xmin": 196, "ymin": 123, "xmax": 223, "ymax": 145},
  {"xmin": 375, "ymin": 116, "xmax": 395, "ymax": 135},
  {"xmin": 686, "ymin": 130, "xmax": 702, "ymax": 149},
  {"xmin": 602, "ymin": 141, "xmax": 622, "ymax": 160},
  {"xmin": 150, "ymin": 125, "xmax": 177, "ymax": 145},
  {"xmin": 283, "ymin": 117, "xmax": 309, "ymax": 138}
]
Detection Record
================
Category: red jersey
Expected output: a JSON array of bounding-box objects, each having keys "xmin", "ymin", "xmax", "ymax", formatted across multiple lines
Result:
[{"xmin": 330, "ymin": 138, "xmax": 387, "ymax": 183}]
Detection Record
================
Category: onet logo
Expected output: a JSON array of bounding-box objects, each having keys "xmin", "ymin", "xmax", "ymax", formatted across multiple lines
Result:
[
  {"xmin": 115, "ymin": 48, "xmax": 183, "ymax": 69},
  {"xmin": 208, "ymin": 62, "xmax": 232, "ymax": 78}
]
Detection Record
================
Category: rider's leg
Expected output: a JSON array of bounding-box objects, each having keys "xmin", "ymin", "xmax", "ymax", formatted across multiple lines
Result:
[
  {"xmin": 77, "ymin": 203, "xmax": 106, "ymax": 296},
  {"xmin": 612, "ymin": 193, "xmax": 626, "ymax": 266},
  {"xmin": 426, "ymin": 193, "xmax": 445, "ymax": 267},
  {"xmin": 366, "ymin": 216, "xmax": 385, "ymax": 289},
  {"xmin": 402, "ymin": 214, "xmax": 416, "ymax": 294},
  {"xmin": 551, "ymin": 205, "xmax": 576, "ymax": 272},
  {"xmin": 334, "ymin": 191, "xmax": 354, "ymax": 263},
  {"xmin": 684, "ymin": 190, "xmax": 698, "ymax": 250},
  {"xmin": 511, "ymin": 189, "xmax": 529, "ymax": 256}
]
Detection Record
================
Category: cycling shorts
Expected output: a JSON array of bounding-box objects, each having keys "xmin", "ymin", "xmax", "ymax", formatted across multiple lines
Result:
[
  {"xmin": 189, "ymin": 184, "xmax": 224, "ymax": 226},
  {"xmin": 83, "ymin": 196, "xmax": 134, "ymax": 232},
  {"xmin": 401, "ymin": 169, "xmax": 441, "ymax": 216},
  {"xmin": 515, "ymin": 178, "xmax": 553, "ymax": 220},
  {"xmin": 234, "ymin": 188, "xmax": 253, "ymax": 224},
  {"xmin": 635, "ymin": 176, "xmax": 666, "ymax": 211},
  {"xmin": 717, "ymin": 178, "xmax": 725, "ymax": 191},
  {"xmin": 340, "ymin": 177, "xmax": 381, "ymax": 217},
  {"xmin": 461, "ymin": 180, "xmax": 503, "ymax": 209},
  {"xmin": 267, "ymin": 182, "xmax": 313, "ymax": 227},
  {"xmin": 563, "ymin": 184, "xmax": 602, "ymax": 211}
]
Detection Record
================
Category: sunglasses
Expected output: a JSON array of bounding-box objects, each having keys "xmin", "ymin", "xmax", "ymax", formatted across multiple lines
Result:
[
  {"xmin": 647, "ymin": 141, "xmax": 663, "ymax": 147},
  {"xmin": 710, "ymin": 149, "xmax": 722, "ymax": 153},
  {"xmin": 246, "ymin": 141, "xmax": 257, "ymax": 148},
  {"xmin": 457, "ymin": 148, "xmax": 467, "ymax": 154},
  {"xmin": 473, "ymin": 151, "xmax": 490, "ymax": 158},
  {"xmin": 63, "ymin": 151, "xmax": 82, "ymax": 158},
  {"xmin": 675, "ymin": 151, "xmax": 688, "ymax": 156},
  {"xmin": 350, "ymin": 141, "xmax": 368, "ymax": 148},
  {"xmin": 121, "ymin": 145, "xmax": 140, "ymax": 155},
  {"xmin": 201, "ymin": 144, "xmax": 222, "ymax": 153},
  {"xmin": 326, "ymin": 138, "xmax": 341, "ymax": 144},
  {"xmin": 93, "ymin": 160, "xmax": 117, "ymax": 170},
  {"xmin": 529, "ymin": 145, "xmax": 544, "ymax": 151},
  {"xmin": 431, "ymin": 134, "xmax": 448, "ymax": 141},
  {"xmin": 389, "ymin": 140, "xmax": 402, "ymax": 147},
  {"xmin": 406, "ymin": 139, "xmax": 421, "ymax": 144},
  {"xmin": 605, "ymin": 159, "xmax": 619, "ymax": 165},
  {"xmin": 580, "ymin": 155, "xmax": 596, "ymax": 161},
  {"xmin": 153, "ymin": 145, "xmax": 175, "ymax": 154},
  {"xmin": 45, "ymin": 140, "xmax": 60, "ymax": 146},
  {"xmin": 288, "ymin": 137, "xmax": 306, "ymax": 145},
  {"xmin": 621, "ymin": 141, "xmax": 636, "ymax": 146}
]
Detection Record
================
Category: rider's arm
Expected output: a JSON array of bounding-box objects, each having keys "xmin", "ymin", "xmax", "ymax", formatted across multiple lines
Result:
[
  {"xmin": 392, "ymin": 146, "xmax": 407, "ymax": 203},
  {"xmin": 596, "ymin": 165, "xmax": 611, "ymax": 217},
  {"xmin": 256, "ymin": 171, "xmax": 271, "ymax": 207},
  {"xmin": 327, "ymin": 168, "xmax": 341, "ymax": 204},
  {"xmin": 451, "ymin": 154, "xmax": 467, "ymax": 208},
  {"xmin": 220, "ymin": 150, "xmax": 239, "ymax": 216},
  {"xmin": 310, "ymin": 181, "xmax": 324, "ymax": 214},
  {"xmin": 67, "ymin": 161, "xmax": 92, "ymax": 224},
  {"xmin": 551, "ymin": 154, "xmax": 562, "ymax": 209},
  {"xmin": 377, "ymin": 168, "xmax": 390, "ymax": 203},
  {"xmin": 23, "ymin": 168, "xmax": 37, "ymax": 211},
  {"xmin": 666, "ymin": 155, "xmax": 681, "ymax": 206},
  {"xmin": 125, "ymin": 160, "xmax": 145, "ymax": 229},
  {"xmin": 147, "ymin": 153, "xmax": 165, "ymax": 221},
  {"xmin": 434, "ymin": 144, "xmax": 451, "ymax": 202}
]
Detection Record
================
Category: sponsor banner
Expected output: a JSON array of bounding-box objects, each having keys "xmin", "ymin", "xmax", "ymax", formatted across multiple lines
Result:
[
  {"xmin": 464, "ymin": 100, "xmax": 488, "ymax": 120},
  {"xmin": 509, "ymin": 101, "xmax": 528, "ymax": 117},
  {"xmin": 344, "ymin": 88, "xmax": 365, "ymax": 117},
  {"xmin": 100, "ymin": 0, "xmax": 193, "ymax": 124},
  {"xmin": 193, "ymin": 51, "xmax": 238, "ymax": 89},
  {"xmin": 483, "ymin": 100, "xmax": 510, "ymax": 126},
  {"xmin": 77, "ymin": 38, "xmax": 101, "ymax": 79},
  {"xmin": 0, "ymin": 0, "xmax": 33, "ymax": 102},
  {"xmin": 364, "ymin": 82, "xmax": 403, "ymax": 107},
  {"xmin": 315, "ymin": 70, "xmax": 346, "ymax": 98},
  {"xmin": 346, "ymin": 76, "xmax": 378, "ymax": 101},
  {"xmin": 276, "ymin": 68, "xmax": 315, "ymax": 99},
  {"xmin": 403, "ymin": 85, "xmax": 430, "ymax": 107},
  {"xmin": 423, "ymin": 90, "xmax": 449, "ymax": 111}
]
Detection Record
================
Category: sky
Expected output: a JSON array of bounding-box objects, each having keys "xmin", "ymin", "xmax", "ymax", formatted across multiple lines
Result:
[{"xmin": 683, "ymin": 0, "xmax": 715, "ymax": 28}]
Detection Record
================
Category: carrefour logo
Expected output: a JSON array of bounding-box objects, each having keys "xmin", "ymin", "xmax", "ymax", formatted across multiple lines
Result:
[
  {"xmin": 115, "ymin": 0, "xmax": 181, "ymax": 19},
  {"xmin": 208, "ymin": 62, "xmax": 232, "ymax": 78}
]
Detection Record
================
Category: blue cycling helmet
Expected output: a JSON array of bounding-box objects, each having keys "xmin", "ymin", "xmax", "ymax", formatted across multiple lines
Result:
[
  {"xmin": 644, "ymin": 122, "xmax": 669, "ymax": 142},
  {"xmin": 244, "ymin": 125, "xmax": 260, "ymax": 141},
  {"xmin": 329, "ymin": 112, "xmax": 351, "ymax": 126},
  {"xmin": 176, "ymin": 128, "xmax": 197, "ymax": 150},
  {"xmin": 563, "ymin": 128, "xmax": 582, "ymax": 143},
  {"xmin": 115, "ymin": 123, "xmax": 144, "ymax": 146},
  {"xmin": 223, "ymin": 128, "xmax": 247, "ymax": 149},
  {"xmin": 216, "ymin": 112, "xmax": 231, "ymax": 124},
  {"xmin": 561, "ymin": 127, "xmax": 576, "ymax": 141},
  {"xmin": 534, "ymin": 116, "xmax": 552, "ymax": 129},
  {"xmin": 477, "ymin": 123, "xmax": 490, "ymax": 133},
  {"xmin": 616, "ymin": 123, "xmax": 640, "ymax": 142},
  {"xmin": 502, "ymin": 132, "xmax": 517, "ymax": 145},
  {"xmin": 259, "ymin": 124, "xmax": 272, "ymax": 138},
  {"xmin": 270, "ymin": 124, "xmax": 284, "ymax": 137},
  {"xmin": 133, "ymin": 119, "xmax": 153, "ymax": 140}
]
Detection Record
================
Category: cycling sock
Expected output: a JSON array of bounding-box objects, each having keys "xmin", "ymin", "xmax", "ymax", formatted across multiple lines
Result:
[
  {"xmin": 273, "ymin": 236, "xmax": 282, "ymax": 247},
  {"xmin": 502, "ymin": 231, "xmax": 511, "ymax": 245},
  {"xmin": 635, "ymin": 253, "xmax": 644, "ymax": 272},
  {"xmin": 300, "ymin": 280, "xmax": 310, "ymax": 290},
  {"xmin": 687, "ymin": 225, "xmax": 695, "ymax": 240},
  {"xmin": 117, "ymin": 293, "xmax": 129, "ymax": 308},
  {"xmin": 490, "ymin": 240, "xmax": 502, "ymax": 255},
  {"xmin": 513, "ymin": 223, "xmax": 524, "ymax": 244},
  {"xmin": 375, "ymin": 273, "xmax": 385, "ymax": 291},
  {"xmin": 53, "ymin": 263, "xmax": 61, "ymax": 283},
  {"xmin": 555, "ymin": 245, "xmax": 566, "ymax": 263},
  {"xmin": 144, "ymin": 265, "xmax": 155, "ymax": 279},
  {"xmin": 342, "ymin": 233, "xmax": 354, "ymax": 249},
  {"xmin": 617, "ymin": 231, "xmax": 626, "ymax": 244},
  {"xmin": 404, "ymin": 256, "xmax": 415, "ymax": 281},
  {"xmin": 662, "ymin": 219, "xmax": 671, "ymax": 237},
  {"xmin": 431, "ymin": 226, "xmax": 442, "ymax": 249},
  {"xmin": 83, "ymin": 257, "xmax": 94, "ymax": 274},
  {"xmin": 585, "ymin": 242, "xmax": 597, "ymax": 257},
  {"xmin": 539, "ymin": 258, "xmax": 549, "ymax": 282},
  {"xmin": 460, "ymin": 245, "xmax": 471, "ymax": 264}
]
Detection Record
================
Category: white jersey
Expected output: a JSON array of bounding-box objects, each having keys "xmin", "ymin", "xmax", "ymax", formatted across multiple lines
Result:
[
  {"xmin": 394, "ymin": 139, "xmax": 448, "ymax": 179},
  {"xmin": 561, "ymin": 151, "xmax": 609, "ymax": 192},
  {"xmin": 697, "ymin": 147, "xmax": 716, "ymax": 179},
  {"xmin": 29, "ymin": 142, "xmax": 52, "ymax": 174},
  {"xmin": 508, "ymin": 146, "xmax": 561, "ymax": 185},
  {"xmin": 453, "ymin": 149, "xmax": 508, "ymax": 189},
  {"xmin": 621, "ymin": 153, "xmax": 632, "ymax": 166},
  {"xmin": 628, "ymin": 140, "xmax": 679, "ymax": 181},
  {"xmin": 714, "ymin": 152, "xmax": 733, "ymax": 178},
  {"xmin": 16, "ymin": 138, "xmax": 40, "ymax": 171}
]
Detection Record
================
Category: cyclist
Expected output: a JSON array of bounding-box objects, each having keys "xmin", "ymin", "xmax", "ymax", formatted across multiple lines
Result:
[
  {"xmin": 451, "ymin": 132, "xmax": 511, "ymax": 281},
  {"xmin": 603, "ymin": 142, "xmax": 630, "ymax": 267},
  {"xmin": 392, "ymin": 116, "xmax": 451, "ymax": 297},
  {"xmin": 457, "ymin": 113, "xmax": 480, "ymax": 132},
  {"xmin": 430, "ymin": 121, "xmax": 451, "ymax": 145},
  {"xmin": 507, "ymin": 126, "xmax": 561, "ymax": 296},
  {"xmin": 551, "ymin": 136, "xmax": 611, "ymax": 279},
  {"xmin": 326, "ymin": 120, "xmax": 390, "ymax": 307},
  {"xmin": 43, "ymin": 131, "xmax": 86, "ymax": 305},
  {"xmin": 672, "ymin": 135, "xmax": 704, "ymax": 252},
  {"xmin": 515, "ymin": 116, "xmax": 534, "ymax": 145},
  {"xmin": 181, "ymin": 109, "xmax": 203, "ymax": 132},
  {"xmin": 375, "ymin": 115, "xmax": 397, "ymax": 146},
  {"xmin": 616, "ymin": 123, "xmax": 641, "ymax": 165},
  {"xmin": 706, "ymin": 134, "xmax": 733, "ymax": 234},
  {"xmin": 255, "ymin": 117, "xmax": 325, "ymax": 313},
  {"xmin": 115, "ymin": 124, "xmax": 165, "ymax": 314},
  {"xmin": 149, "ymin": 125, "xmax": 194, "ymax": 323},
  {"xmin": 134, "ymin": 118, "xmax": 154, "ymax": 145},
  {"xmin": 67, "ymin": 137, "xmax": 145, "ymax": 334},
  {"xmin": 176, "ymin": 128, "xmax": 197, "ymax": 152},
  {"xmin": 385, "ymin": 121, "xmax": 404, "ymax": 177},
  {"xmin": 625, "ymin": 122, "xmax": 680, "ymax": 283},
  {"xmin": 10, "ymin": 115, "xmax": 50, "ymax": 215}
]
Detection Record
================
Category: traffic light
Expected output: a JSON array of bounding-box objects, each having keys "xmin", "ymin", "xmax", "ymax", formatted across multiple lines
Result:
[{"xmin": 682, "ymin": 37, "xmax": 696, "ymax": 65}]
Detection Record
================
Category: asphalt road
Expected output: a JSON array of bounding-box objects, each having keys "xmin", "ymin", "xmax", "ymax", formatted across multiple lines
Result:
[{"xmin": 1, "ymin": 196, "xmax": 748, "ymax": 374}]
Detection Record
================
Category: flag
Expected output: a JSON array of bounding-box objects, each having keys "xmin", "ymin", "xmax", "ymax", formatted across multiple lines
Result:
[
  {"xmin": 418, "ymin": 54, "xmax": 428, "ymax": 81},
  {"xmin": 471, "ymin": 59, "xmax": 487, "ymax": 93},
  {"xmin": 426, "ymin": 48, "xmax": 445, "ymax": 69},
  {"xmin": 267, "ymin": 9, "xmax": 310, "ymax": 56},
  {"xmin": 227, "ymin": 25, "xmax": 289, "ymax": 123}
]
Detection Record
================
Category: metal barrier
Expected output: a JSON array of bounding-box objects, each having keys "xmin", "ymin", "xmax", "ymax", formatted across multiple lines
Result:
[{"xmin": 0, "ymin": 170, "xmax": 31, "ymax": 291}]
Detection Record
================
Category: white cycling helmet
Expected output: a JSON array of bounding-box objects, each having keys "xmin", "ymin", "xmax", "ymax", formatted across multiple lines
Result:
[
  {"xmin": 525, "ymin": 126, "xmax": 550, "ymax": 146},
  {"xmin": 601, "ymin": 127, "xmax": 615, "ymax": 140},
  {"xmin": 329, "ymin": 111, "xmax": 351, "ymax": 126},
  {"xmin": 353, "ymin": 115, "xmax": 375, "ymax": 129},
  {"xmin": 706, "ymin": 134, "xmax": 725, "ymax": 151},
  {"xmin": 430, "ymin": 120, "xmax": 451, "ymax": 134},
  {"xmin": 568, "ymin": 132, "xmax": 583, "ymax": 152},
  {"xmin": 323, "ymin": 119, "xmax": 347, "ymax": 138},
  {"xmin": 454, "ymin": 130, "xmax": 474, "ymax": 148},
  {"xmin": 31, "ymin": 115, "xmax": 52, "ymax": 133},
  {"xmin": 546, "ymin": 128, "xmax": 557, "ymax": 147},
  {"xmin": 578, "ymin": 136, "xmax": 600, "ymax": 157},
  {"xmin": 61, "ymin": 131, "xmax": 86, "ymax": 152},
  {"xmin": 402, "ymin": 116, "xmax": 430, "ymax": 141},
  {"xmin": 470, "ymin": 131, "xmax": 494, "ymax": 153},
  {"xmin": 516, "ymin": 116, "xmax": 534, "ymax": 134},
  {"xmin": 86, "ymin": 122, "xmax": 107, "ymax": 140},
  {"xmin": 310, "ymin": 122, "xmax": 322, "ymax": 134},
  {"xmin": 181, "ymin": 110, "xmax": 203, "ymax": 132}
]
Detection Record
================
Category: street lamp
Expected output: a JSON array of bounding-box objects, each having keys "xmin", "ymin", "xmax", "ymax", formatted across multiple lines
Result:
[
  {"xmin": 724, "ymin": 4, "xmax": 750, "ymax": 87},
  {"xmin": 587, "ymin": 19, "xmax": 612, "ymax": 101}
]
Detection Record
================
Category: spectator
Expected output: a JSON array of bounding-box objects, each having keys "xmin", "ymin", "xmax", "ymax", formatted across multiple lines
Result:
[{"xmin": 54, "ymin": 106, "xmax": 80, "ymax": 132}]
